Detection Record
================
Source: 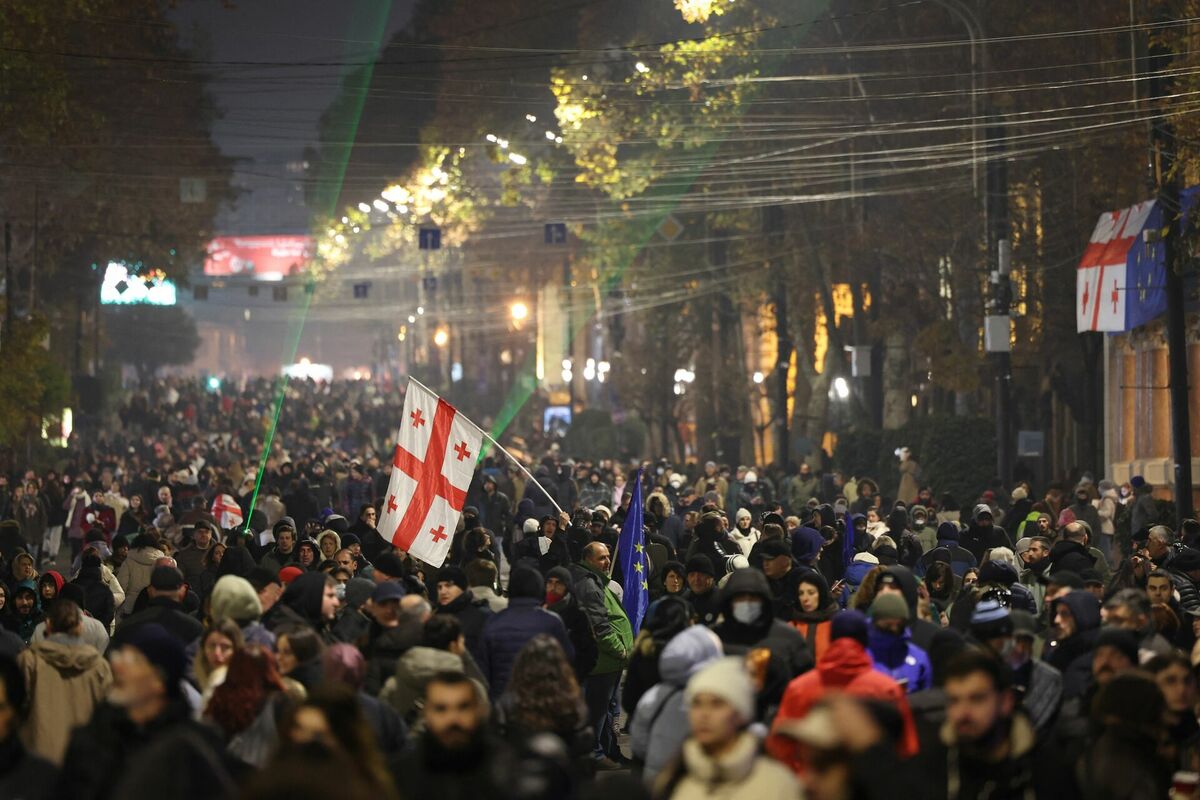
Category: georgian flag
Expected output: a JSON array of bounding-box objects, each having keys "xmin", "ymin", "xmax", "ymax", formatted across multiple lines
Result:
[
  {"xmin": 376, "ymin": 380, "xmax": 483, "ymax": 567},
  {"xmin": 1077, "ymin": 198, "xmax": 1163, "ymax": 333},
  {"xmin": 211, "ymin": 493, "xmax": 244, "ymax": 530}
]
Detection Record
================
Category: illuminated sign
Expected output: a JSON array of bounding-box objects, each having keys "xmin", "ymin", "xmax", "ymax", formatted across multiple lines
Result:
[
  {"xmin": 204, "ymin": 236, "xmax": 313, "ymax": 280},
  {"xmin": 99, "ymin": 263, "xmax": 177, "ymax": 306}
]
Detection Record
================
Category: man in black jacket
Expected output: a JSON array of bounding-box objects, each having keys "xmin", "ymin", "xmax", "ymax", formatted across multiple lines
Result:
[
  {"xmin": 511, "ymin": 515, "xmax": 571, "ymax": 575},
  {"xmin": 1047, "ymin": 522, "xmax": 1097, "ymax": 577},
  {"xmin": 433, "ymin": 566, "xmax": 491, "ymax": 665},
  {"xmin": 110, "ymin": 566, "xmax": 203, "ymax": 648}
]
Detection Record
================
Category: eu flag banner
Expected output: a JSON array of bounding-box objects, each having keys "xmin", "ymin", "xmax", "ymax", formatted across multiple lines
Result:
[{"xmin": 617, "ymin": 469, "xmax": 649, "ymax": 635}]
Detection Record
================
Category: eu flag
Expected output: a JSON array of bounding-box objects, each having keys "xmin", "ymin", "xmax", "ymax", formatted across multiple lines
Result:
[{"xmin": 617, "ymin": 468, "xmax": 649, "ymax": 635}]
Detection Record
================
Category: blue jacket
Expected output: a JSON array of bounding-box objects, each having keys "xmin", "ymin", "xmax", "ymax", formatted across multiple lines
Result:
[
  {"xmin": 839, "ymin": 558, "xmax": 879, "ymax": 607},
  {"xmin": 478, "ymin": 597, "xmax": 574, "ymax": 697},
  {"xmin": 867, "ymin": 627, "xmax": 932, "ymax": 693}
]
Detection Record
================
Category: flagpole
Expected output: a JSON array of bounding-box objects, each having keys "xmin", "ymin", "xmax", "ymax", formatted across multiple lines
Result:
[{"xmin": 404, "ymin": 376, "xmax": 567, "ymax": 518}]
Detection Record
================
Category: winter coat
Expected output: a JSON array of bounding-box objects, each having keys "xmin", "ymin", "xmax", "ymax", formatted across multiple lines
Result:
[
  {"xmin": 1130, "ymin": 486, "xmax": 1158, "ymax": 536},
  {"xmin": 31, "ymin": 616, "xmax": 109, "ymax": 655},
  {"xmin": 111, "ymin": 597, "xmax": 203, "ymax": 648},
  {"xmin": 363, "ymin": 617, "xmax": 424, "ymax": 696},
  {"xmin": 435, "ymin": 592, "xmax": 493, "ymax": 666},
  {"xmin": 630, "ymin": 626, "xmax": 723, "ymax": 785},
  {"xmin": 114, "ymin": 546, "xmax": 166, "ymax": 618},
  {"xmin": 478, "ymin": 597, "xmax": 573, "ymax": 697},
  {"xmin": 545, "ymin": 567, "xmax": 599, "ymax": 680},
  {"xmin": 789, "ymin": 604, "xmax": 838, "ymax": 663},
  {"xmin": 728, "ymin": 527, "xmax": 760, "ymax": 557},
  {"xmin": 1044, "ymin": 591, "xmax": 1101, "ymax": 701},
  {"xmin": 917, "ymin": 542, "xmax": 977, "ymax": 579},
  {"xmin": 381, "ymin": 646, "xmax": 470, "ymax": 724},
  {"xmin": 656, "ymin": 732, "xmax": 799, "ymax": 800},
  {"xmin": 767, "ymin": 637, "xmax": 919, "ymax": 771},
  {"xmin": 71, "ymin": 565, "xmax": 116, "ymax": 631},
  {"xmin": 1047, "ymin": 539, "xmax": 1095, "ymax": 577},
  {"xmin": 961, "ymin": 519, "xmax": 1012, "ymax": 563},
  {"xmin": 867, "ymin": 626, "xmax": 932, "ymax": 693},
  {"xmin": 568, "ymin": 561, "xmax": 633, "ymax": 675},
  {"xmin": 0, "ymin": 738, "xmax": 58, "ymax": 800},
  {"xmin": 469, "ymin": 586, "xmax": 508, "ymax": 614},
  {"xmin": 897, "ymin": 459, "xmax": 921, "ymax": 505},
  {"xmin": 174, "ymin": 542, "xmax": 213, "ymax": 589},
  {"xmin": 18, "ymin": 636, "xmax": 113, "ymax": 764},
  {"xmin": 511, "ymin": 534, "xmax": 571, "ymax": 576},
  {"xmin": 711, "ymin": 569, "xmax": 813, "ymax": 709},
  {"xmin": 15, "ymin": 494, "xmax": 48, "ymax": 549},
  {"xmin": 681, "ymin": 587, "xmax": 721, "ymax": 626}
]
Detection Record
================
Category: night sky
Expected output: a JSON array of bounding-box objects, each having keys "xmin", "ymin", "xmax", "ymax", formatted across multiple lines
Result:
[{"xmin": 170, "ymin": 0, "xmax": 417, "ymax": 234}]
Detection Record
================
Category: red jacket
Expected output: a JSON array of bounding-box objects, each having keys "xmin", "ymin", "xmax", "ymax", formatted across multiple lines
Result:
[{"xmin": 766, "ymin": 636, "xmax": 919, "ymax": 773}]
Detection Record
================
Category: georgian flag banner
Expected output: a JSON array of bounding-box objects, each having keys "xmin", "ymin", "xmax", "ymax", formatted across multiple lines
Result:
[
  {"xmin": 1076, "ymin": 198, "xmax": 1164, "ymax": 333},
  {"xmin": 377, "ymin": 380, "xmax": 483, "ymax": 567},
  {"xmin": 211, "ymin": 493, "xmax": 244, "ymax": 530}
]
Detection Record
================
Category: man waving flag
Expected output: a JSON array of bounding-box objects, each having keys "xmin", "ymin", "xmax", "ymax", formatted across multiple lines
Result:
[
  {"xmin": 616, "ymin": 468, "xmax": 649, "ymax": 635},
  {"xmin": 377, "ymin": 379, "xmax": 483, "ymax": 568}
]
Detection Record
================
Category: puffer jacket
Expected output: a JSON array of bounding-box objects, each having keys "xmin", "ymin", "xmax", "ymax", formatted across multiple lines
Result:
[
  {"xmin": 630, "ymin": 626, "xmax": 723, "ymax": 785},
  {"xmin": 115, "ymin": 545, "xmax": 166, "ymax": 618},
  {"xmin": 18, "ymin": 635, "xmax": 113, "ymax": 764},
  {"xmin": 478, "ymin": 597, "xmax": 573, "ymax": 697},
  {"xmin": 767, "ymin": 636, "xmax": 919, "ymax": 772},
  {"xmin": 867, "ymin": 626, "xmax": 932, "ymax": 693}
]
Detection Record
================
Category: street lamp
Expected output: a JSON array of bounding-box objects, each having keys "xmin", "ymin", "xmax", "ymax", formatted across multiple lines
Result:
[
  {"xmin": 831, "ymin": 376, "xmax": 851, "ymax": 401},
  {"xmin": 752, "ymin": 371, "xmax": 765, "ymax": 385},
  {"xmin": 510, "ymin": 301, "xmax": 529, "ymax": 322},
  {"xmin": 433, "ymin": 328, "xmax": 449, "ymax": 348}
]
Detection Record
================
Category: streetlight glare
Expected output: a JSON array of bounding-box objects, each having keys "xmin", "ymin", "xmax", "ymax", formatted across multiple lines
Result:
[
  {"xmin": 752, "ymin": 371, "xmax": 764, "ymax": 384},
  {"xmin": 433, "ymin": 328, "xmax": 449, "ymax": 347},
  {"xmin": 833, "ymin": 376, "xmax": 851, "ymax": 400},
  {"xmin": 510, "ymin": 301, "xmax": 529, "ymax": 321}
]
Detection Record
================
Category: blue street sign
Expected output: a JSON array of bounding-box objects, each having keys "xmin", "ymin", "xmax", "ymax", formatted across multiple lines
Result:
[
  {"xmin": 419, "ymin": 228, "xmax": 441, "ymax": 250},
  {"xmin": 544, "ymin": 222, "xmax": 567, "ymax": 245}
]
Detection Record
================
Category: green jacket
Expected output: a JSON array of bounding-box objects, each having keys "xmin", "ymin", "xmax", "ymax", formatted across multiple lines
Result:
[{"xmin": 569, "ymin": 562, "xmax": 633, "ymax": 675}]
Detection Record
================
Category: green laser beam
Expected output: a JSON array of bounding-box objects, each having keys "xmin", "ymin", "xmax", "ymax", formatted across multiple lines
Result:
[{"xmin": 243, "ymin": 0, "xmax": 394, "ymax": 530}]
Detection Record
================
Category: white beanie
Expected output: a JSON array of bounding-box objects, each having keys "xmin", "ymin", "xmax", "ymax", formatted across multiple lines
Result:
[
  {"xmin": 735, "ymin": 508, "xmax": 752, "ymax": 522},
  {"xmin": 685, "ymin": 656, "xmax": 755, "ymax": 723},
  {"xmin": 743, "ymin": 471, "xmax": 758, "ymax": 484},
  {"xmin": 523, "ymin": 518, "xmax": 540, "ymax": 535}
]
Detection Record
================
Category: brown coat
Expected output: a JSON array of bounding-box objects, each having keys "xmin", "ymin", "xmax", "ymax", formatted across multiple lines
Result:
[{"xmin": 18, "ymin": 636, "xmax": 112, "ymax": 764}]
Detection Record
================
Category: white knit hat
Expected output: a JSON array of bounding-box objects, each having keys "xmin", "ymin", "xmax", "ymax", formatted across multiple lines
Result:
[
  {"xmin": 523, "ymin": 518, "xmax": 540, "ymax": 535},
  {"xmin": 685, "ymin": 656, "xmax": 755, "ymax": 723}
]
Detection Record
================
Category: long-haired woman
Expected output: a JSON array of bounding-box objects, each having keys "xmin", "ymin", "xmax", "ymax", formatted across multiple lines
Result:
[{"xmin": 206, "ymin": 644, "xmax": 287, "ymax": 768}]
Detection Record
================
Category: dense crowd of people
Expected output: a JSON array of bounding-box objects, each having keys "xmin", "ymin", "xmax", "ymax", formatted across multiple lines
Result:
[{"xmin": 0, "ymin": 376, "xmax": 1195, "ymax": 799}]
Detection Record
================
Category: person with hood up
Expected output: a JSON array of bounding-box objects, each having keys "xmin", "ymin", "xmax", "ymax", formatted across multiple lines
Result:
[
  {"xmin": 711, "ymin": 567, "xmax": 813, "ymax": 710},
  {"xmin": 960, "ymin": 505, "xmax": 1011, "ymax": 563},
  {"xmin": 767, "ymin": 609, "xmax": 919, "ymax": 774},
  {"xmin": 729, "ymin": 509, "xmax": 760, "ymax": 557},
  {"xmin": 789, "ymin": 571, "xmax": 840, "ymax": 662},
  {"xmin": 867, "ymin": 593, "xmax": 931, "ymax": 693},
  {"xmin": 71, "ymin": 551, "xmax": 117, "ymax": 631},
  {"xmin": 36, "ymin": 571, "xmax": 63, "ymax": 608},
  {"xmin": 7, "ymin": 582, "xmax": 42, "ymax": 644},
  {"xmin": 17, "ymin": 598, "xmax": 112, "ymax": 765},
  {"xmin": 278, "ymin": 572, "xmax": 341, "ymax": 642},
  {"xmin": 30, "ymin": 583, "xmax": 109, "ymax": 655},
  {"xmin": 380, "ymin": 617, "xmax": 484, "ymax": 730},
  {"xmin": 1044, "ymin": 590, "xmax": 1102, "ymax": 701},
  {"xmin": 630, "ymin": 625, "xmax": 723, "ymax": 785},
  {"xmin": 910, "ymin": 505, "xmax": 938, "ymax": 553},
  {"xmin": 477, "ymin": 566, "xmax": 572, "ymax": 697},
  {"xmin": 917, "ymin": 522, "xmax": 978, "ymax": 579},
  {"xmin": 316, "ymin": 529, "xmax": 342, "ymax": 563},
  {"xmin": 115, "ymin": 533, "xmax": 166, "ymax": 620},
  {"xmin": 654, "ymin": 656, "xmax": 799, "ymax": 800},
  {"xmin": 970, "ymin": 602, "xmax": 1063, "ymax": 735}
]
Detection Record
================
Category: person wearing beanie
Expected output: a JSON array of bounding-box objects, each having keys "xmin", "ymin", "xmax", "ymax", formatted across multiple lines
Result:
[
  {"xmin": 686, "ymin": 513, "xmax": 735, "ymax": 583},
  {"xmin": 175, "ymin": 520, "xmax": 218, "ymax": 589},
  {"xmin": 543, "ymin": 566, "xmax": 599, "ymax": 682},
  {"xmin": 961, "ymin": 505, "xmax": 1012, "ymax": 565},
  {"xmin": 768, "ymin": 607, "xmax": 919, "ymax": 775},
  {"xmin": 433, "ymin": 565, "xmax": 492, "ymax": 666},
  {"xmin": 512, "ymin": 512, "xmax": 572, "ymax": 576},
  {"xmin": 729, "ymin": 508, "xmax": 760, "ymax": 557},
  {"xmin": 655, "ymin": 657, "xmax": 799, "ymax": 799},
  {"xmin": 1091, "ymin": 626, "xmax": 1139, "ymax": 688},
  {"xmin": 867, "ymin": 593, "xmax": 931, "ymax": 692},
  {"xmin": 209, "ymin": 575, "xmax": 275, "ymax": 649},
  {"xmin": 70, "ymin": 550, "xmax": 117, "ymax": 631},
  {"xmin": 682, "ymin": 553, "xmax": 721, "ymax": 625},
  {"xmin": 478, "ymin": 566, "xmax": 572, "ymax": 697},
  {"xmin": 59, "ymin": 622, "xmax": 234, "ymax": 799}
]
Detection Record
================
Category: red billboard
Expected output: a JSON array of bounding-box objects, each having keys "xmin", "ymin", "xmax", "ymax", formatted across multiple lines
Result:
[{"xmin": 204, "ymin": 236, "xmax": 313, "ymax": 279}]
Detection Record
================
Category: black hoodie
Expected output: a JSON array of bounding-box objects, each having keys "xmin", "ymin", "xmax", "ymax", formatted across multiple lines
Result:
[
  {"xmin": 711, "ymin": 568, "xmax": 813, "ymax": 710},
  {"xmin": 546, "ymin": 565, "xmax": 598, "ymax": 679},
  {"xmin": 279, "ymin": 572, "xmax": 330, "ymax": 632},
  {"xmin": 884, "ymin": 565, "xmax": 941, "ymax": 652}
]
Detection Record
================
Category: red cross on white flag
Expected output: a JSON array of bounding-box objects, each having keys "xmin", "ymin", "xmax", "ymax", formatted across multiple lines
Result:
[
  {"xmin": 211, "ymin": 493, "xmax": 244, "ymax": 531},
  {"xmin": 377, "ymin": 380, "xmax": 483, "ymax": 567}
]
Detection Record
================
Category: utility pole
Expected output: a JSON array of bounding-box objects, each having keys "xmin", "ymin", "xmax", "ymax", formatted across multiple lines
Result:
[
  {"xmin": 1147, "ymin": 0, "xmax": 1194, "ymax": 519},
  {"xmin": 984, "ymin": 116, "xmax": 1013, "ymax": 485},
  {"xmin": 3, "ymin": 222, "xmax": 11, "ymax": 348},
  {"xmin": 765, "ymin": 205, "xmax": 791, "ymax": 468}
]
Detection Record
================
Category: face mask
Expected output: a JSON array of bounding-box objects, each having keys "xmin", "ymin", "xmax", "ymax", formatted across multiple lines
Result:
[
  {"xmin": 545, "ymin": 590, "xmax": 565, "ymax": 606},
  {"xmin": 334, "ymin": 583, "xmax": 346, "ymax": 600},
  {"xmin": 731, "ymin": 600, "xmax": 763, "ymax": 625}
]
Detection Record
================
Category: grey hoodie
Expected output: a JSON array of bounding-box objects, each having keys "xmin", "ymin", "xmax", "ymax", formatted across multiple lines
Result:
[{"xmin": 630, "ymin": 625, "xmax": 723, "ymax": 784}]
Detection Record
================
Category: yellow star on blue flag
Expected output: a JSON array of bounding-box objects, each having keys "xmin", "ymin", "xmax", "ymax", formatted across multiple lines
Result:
[{"xmin": 616, "ymin": 468, "xmax": 650, "ymax": 634}]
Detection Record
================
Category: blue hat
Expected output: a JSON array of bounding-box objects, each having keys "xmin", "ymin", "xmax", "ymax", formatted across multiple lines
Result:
[
  {"xmin": 371, "ymin": 581, "xmax": 406, "ymax": 603},
  {"xmin": 830, "ymin": 609, "xmax": 869, "ymax": 646},
  {"xmin": 970, "ymin": 598, "xmax": 1012, "ymax": 639}
]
